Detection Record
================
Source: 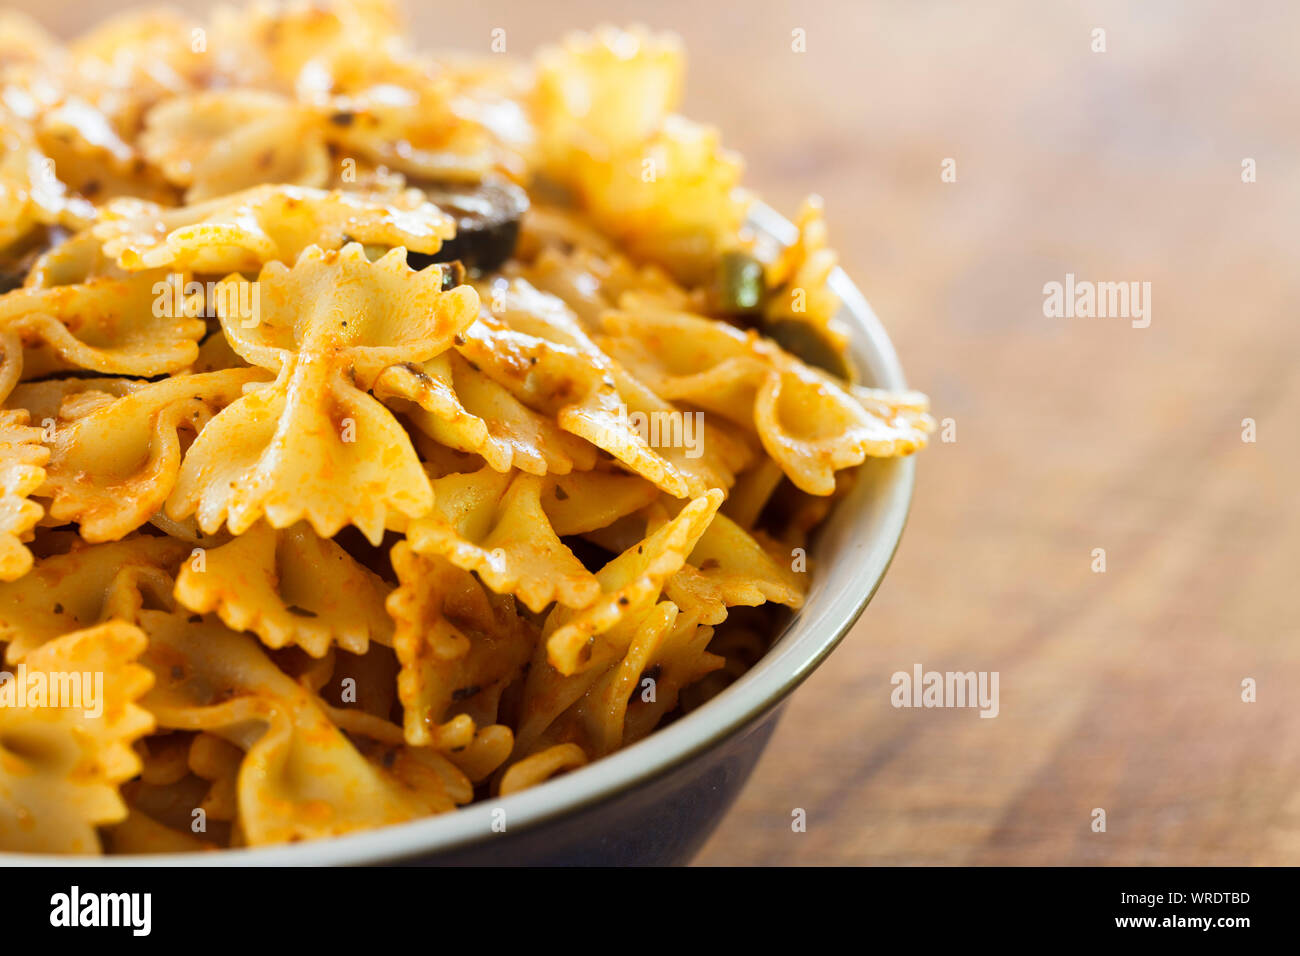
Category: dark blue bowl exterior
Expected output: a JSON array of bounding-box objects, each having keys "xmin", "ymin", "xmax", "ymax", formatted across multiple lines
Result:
[{"xmin": 390, "ymin": 701, "xmax": 787, "ymax": 866}]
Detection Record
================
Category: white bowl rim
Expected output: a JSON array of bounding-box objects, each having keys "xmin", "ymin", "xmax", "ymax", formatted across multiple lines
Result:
[{"xmin": 2, "ymin": 202, "xmax": 917, "ymax": 866}]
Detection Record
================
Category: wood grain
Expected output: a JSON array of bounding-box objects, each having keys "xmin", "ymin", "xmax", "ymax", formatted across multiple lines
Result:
[{"xmin": 15, "ymin": 0, "xmax": 1300, "ymax": 865}]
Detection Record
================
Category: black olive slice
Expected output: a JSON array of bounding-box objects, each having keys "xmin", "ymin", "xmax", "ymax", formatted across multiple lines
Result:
[{"xmin": 408, "ymin": 179, "xmax": 529, "ymax": 276}]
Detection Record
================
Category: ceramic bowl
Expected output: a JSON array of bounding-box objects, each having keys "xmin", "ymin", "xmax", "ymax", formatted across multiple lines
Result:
[{"xmin": 5, "ymin": 203, "xmax": 917, "ymax": 867}]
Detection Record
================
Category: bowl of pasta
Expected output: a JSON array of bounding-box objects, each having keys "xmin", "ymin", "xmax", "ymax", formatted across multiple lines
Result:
[{"xmin": 0, "ymin": 1, "xmax": 931, "ymax": 865}]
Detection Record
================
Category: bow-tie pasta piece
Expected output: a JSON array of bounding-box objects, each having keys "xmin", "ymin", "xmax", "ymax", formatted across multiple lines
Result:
[
  {"xmin": 62, "ymin": 8, "xmax": 209, "ymax": 120},
  {"xmin": 450, "ymin": 310, "xmax": 610, "ymax": 418},
  {"xmin": 755, "ymin": 368, "xmax": 934, "ymax": 496},
  {"xmin": 496, "ymin": 281, "xmax": 753, "ymax": 492},
  {"xmin": 217, "ymin": 0, "xmax": 527, "ymax": 179},
  {"xmin": 600, "ymin": 303, "xmax": 934, "ymax": 495},
  {"xmin": 598, "ymin": 306, "xmax": 765, "ymax": 424},
  {"xmin": 111, "ymin": 732, "xmax": 241, "ymax": 852},
  {"xmin": 315, "ymin": 681, "xmax": 490, "ymax": 790},
  {"xmin": 525, "ymin": 601, "xmax": 679, "ymax": 760},
  {"xmin": 0, "ymin": 272, "xmax": 206, "ymax": 401},
  {"xmin": 405, "ymin": 467, "xmax": 593, "ymax": 612},
  {"xmin": 169, "ymin": 244, "xmax": 478, "ymax": 544},
  {"xmin": 15, "ymin": 229, "xmax": 124, "ymax": 291},
  {"xmin": 0, "ymin": 535, "xmax": 188, "ymax": 663},
  {"xmin": 34, "ymin": 97, "xmax": 177, "ymax": 208},
  {"xmin": 205, "ymin": 3, "xmax": 516, "ymax": 183},
  {"xmin": 718, "ymin": 457, "xmax": 786, "ymax": 531},
  {"xmin": 619, "ymin": 607, "xmax": 721, "ymax": 745},
  {"xmin": 563, "ymin": 366, "xmax": 751, "ymax": 498},
  {"xmin": 498, "ymin": 743, "xmax": 589, "ymax": 796},
  {"xmin": 187, "ymin": 732, "xmax": 243, "ymax": 826},
  {"xmin": 373, "ymin": 351, "xmax": 598, "ymax": 476},
  {"xmin": 169, "ymin": 359, "xmax": 426, "ymax": 544},
  {"xmin": 544, "ymin": 470, "xmax": 662, "ymax": 536},
  {"xmin": 216, "ymin": 244, "xmax": 474, "ymax": 379},
  {"xmin": 506, "ymin": 242, "xmax": 691, "ymax": 331},
  {"xmin": 456, "ymin": 305, "xmax": 751, "ymax": 498},
  {"xmin": 439, "ymin": 723, "xmax": 517, "ymax": 785},
  {"xmin": 676, "ymin": 612, "xmax": 772, "ymax": 705},
  {"xmin": 207, "ymin": 0, "xmax": 406, "ymax": 96},
  {"xmin": 10, "ymin": 9, "xmax": 203, "ymax": 208},
  {"xmin": 405, "ymin": 466, "xmax": 658, "ymax": 614},
  {"xmin": 104, "ymin": 806, "xmax": 221, "ymax": 855},
  {"xmin": 106, "ymin": 732, "xmax": 233, "ymax": 852},
  {"xmin": 5, "ymin": 376, "xmax": 146, "ymax": 425},
  {"xmin": 311, "ymin": 648, "xmax": 492, "ymax": 779},
  {"xmin": 388, "ymin": 543, "xmax": 534, "ymax": 751},
  {"xmin": 92, "ymin": 185, "xmax": 456, "ymax": 274},
  {"xmin": 173, "ymin": 521, "xmax": 394, "ymax": 658},
  {"xmin": 0, "ymin": 104, "xmax": 97, "ymax": 254},
  {"xmin": 665, "ymin": 510, "xmax": 806, "ymax": 626},
  {"xmin": 543, "ymin": 489, "xmax": 722, "ymax": 675},
  {"xmin": 305, "ymin": 47, "xmax": 515, "ymax": 182},
  {"xmin": 535, "ymin": 26, "xmax": 682, "ymax": 168},
  {"xmin": 0, "ymin": 10, "xmax": 58, "ymax": 71},
  {"xmin": 763, "ymin": 196, "xmax": 849, "ymax": 346},
  {"xmin": 851, "ymin": 384, "xmax": 937, "ymax": 437},
  {"xmin": 140, "ymin": 91, "xmax": 330, "ymax": 202},
  {"xmin": 515, "ymin": 600, "xmax": 722, "ymax": 765},
  {"xmin": 349, "ymin": 735, "xmax": 474, "ymax": 810},
  {"xmin": 41, "ymin": 368, "xmax": 267, "ymax": 542},
  {"xmin": 535, "ymin": 30, "xmax": 751, "ymax": 284},
  {"xmin": 0, "ymin": 410, "xmax": 50, "ymax": 581},
  {"xmin": 134, "ymin": 730, "xmax": 192, "ymax": 788},
  {"xmin": 507, "ymin": 326, "xmax": 753, "ymax": 498},
  {"xmin": 574, "ymin": 118, "xmax": 752, "ymax": 287},
  {"xmin": 137, "ymin": 609, "xmax": 469, "ymax": 845},
  {"xmin": 0, "ymin": 622, "xmax": 155, "ymax": 854},
  {"xmin": 522, "ymin": 606, "xmax": 722, "ymax": 764}
]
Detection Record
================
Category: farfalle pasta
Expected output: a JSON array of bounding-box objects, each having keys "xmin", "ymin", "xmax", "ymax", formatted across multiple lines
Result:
[{"xmin": 0, "ymin": 0, "xmax": 932, "ymax": 854}]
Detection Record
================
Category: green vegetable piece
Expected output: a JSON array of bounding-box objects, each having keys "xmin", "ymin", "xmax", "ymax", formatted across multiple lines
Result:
[{"xmin": 715, "ymin": 250, "xmax": 766, "ymax": 315}]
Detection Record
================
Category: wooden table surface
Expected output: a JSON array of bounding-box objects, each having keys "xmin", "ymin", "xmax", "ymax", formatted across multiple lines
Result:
[{"xmin": 18, "ymin": 0, "xmax": 1300, "ymax": 865}]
